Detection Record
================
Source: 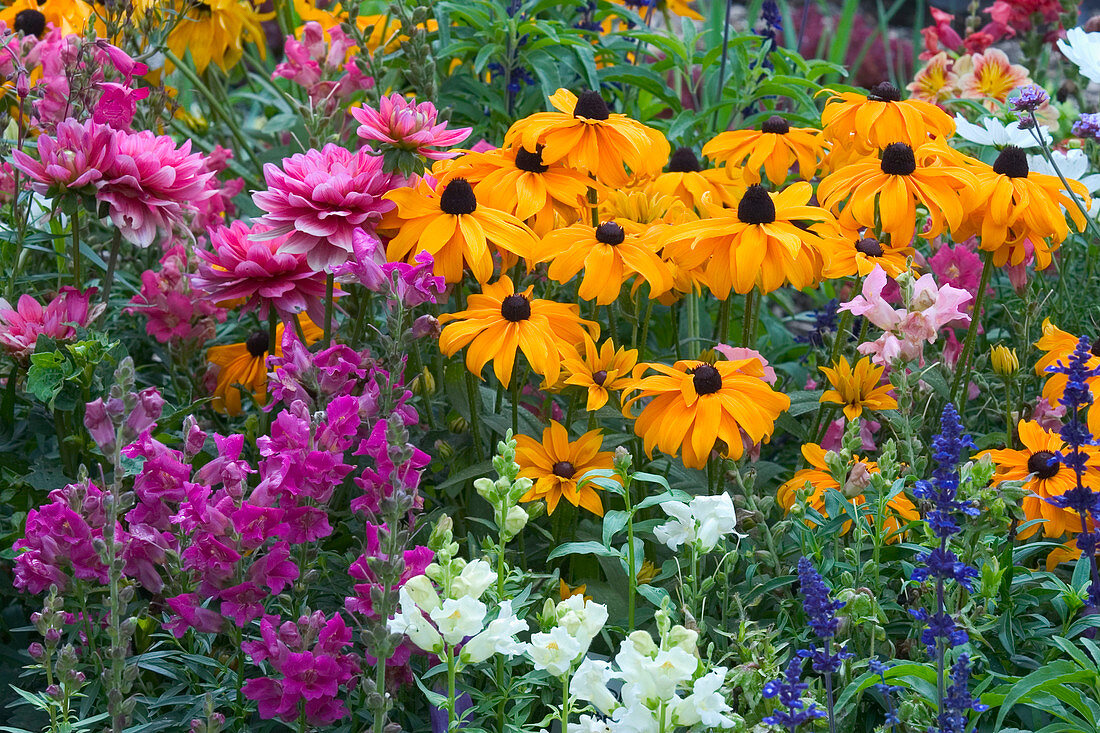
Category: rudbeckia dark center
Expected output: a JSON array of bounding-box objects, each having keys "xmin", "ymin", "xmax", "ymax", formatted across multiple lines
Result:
[
  {"xmin": 515, "ymin": 147, "xmax": 548, "ymax": 173},
  {"xmin": 573, "ymin": 90, "xmax": 611, "ymax": 121},
  {"xmin": 868, "ymin": 82, "xmax": 901, "ymax": 102},
  {"xmin": 1027, "ymin": 450, "xmax": 1060, "ymax": 480},
  {"xmin": 14, "ymin": 8, "xmax": 46, "ymax": 37},
  {"xmin": 761, "ymin": 116, "xmax": 790, "ymax": 134},
  {"xmin": 691, "ymin": 364, "xmax": 723, "ymax": 395},
  {"xmin": 737, "ymin": 185, "xmax": 776, "ymax": 225},
  {"xmin": 993, "ymin": 146, "xmax": 1029, "ymax": 178},
  {"xmin": 880, "ymin": 143, "xmax": 916, "ymax": 176},
  {"xmin": 595, "ymin": 222, "xmax": 626, "ymax": 245},
  {"xmin": 439, "ymin": 178, "xmax": 477, "ymax": 215},
  {"xmin": 856, "ymin": 237, "xmax": 885, "ymax": 257},
  {"xmin": 552, "ymin": 461, "xmax": 576, "ymax": 478},
  {"xmin": 500, "ymin": 294, "xmax": 531, "ymax": 322},
  {"xmin": 667, "ymin": 147, "xmax": 702, "ymax": 172},
  {"xmin": 1091, "ymin": 337, "xmax": 1100, "ymax": 358},
  {"xmin": 246, "ymin": 331, "xmax": 270, "ymax": 358},
  {"xmin": 592, "ymin": 370, "xmax": 608, "ymax": 386}
]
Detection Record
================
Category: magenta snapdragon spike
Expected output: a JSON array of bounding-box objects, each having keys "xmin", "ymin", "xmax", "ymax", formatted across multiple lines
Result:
[
  {"xmin": 351, "ymin": 93, "xmax": 471, "ymax": 160},
  {"xmin": 126, "ymin": 245, "xmax": 227, "ymax": 345},
  {"xmin": 192, "ymin": 220, "xmax": 334, "ymax": 324},
  {"xmin": 0, "ymin": 286, "xmax": 103, "ymax": 361},
  {"xmin": 252, "ymin": 144, "xmax": 402, "ymax": 271},
  {"xmin": 274, "ymin": 22, "xmax": 373, "ymax": 110}
]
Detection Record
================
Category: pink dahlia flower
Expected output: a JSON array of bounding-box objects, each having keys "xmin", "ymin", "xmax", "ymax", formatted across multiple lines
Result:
[
  {"xmin": 192, "ymin": 220, "xmax": 335, "ymax": 324},
  {"xmin": 252, "ymin": 144, "xmax": 400, "ymax": 271},
  {"xmin": 11, "ymin": 118, "xmax": 118, "ymax": 197},
  {"xmin": 98, "ymin": 130, "xmax": 216, "ymax": 248},
  {"xmin": 0, "ymin": 287, "xmax": 104, "ymax": 361},
  {"xmin": 350, "ymin": 93, "xmax": 471, "ymax": 160}
]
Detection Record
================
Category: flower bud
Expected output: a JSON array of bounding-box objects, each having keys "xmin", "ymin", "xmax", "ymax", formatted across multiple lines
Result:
[
  {"xmin": 411, "ymin": 314, "xmax": 441, "ymax": 340},
  {"xmin": 990, "ymin": 344, "xmax": 1019, "ymax": 376},
  {"xmin": 503, "ymin": 505, "xmax": 528, "ymax": 539}
]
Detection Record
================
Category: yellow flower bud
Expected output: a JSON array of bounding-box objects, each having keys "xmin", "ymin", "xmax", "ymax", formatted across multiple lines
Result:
[{"xmin": 990, "ymin": 345, "xmax": 1019, "ymax": 376}]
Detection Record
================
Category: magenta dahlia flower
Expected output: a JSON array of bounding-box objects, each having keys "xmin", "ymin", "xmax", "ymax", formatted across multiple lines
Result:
[
  {"xmin": 192, "ymin": 220, "xmax": 334, "ymax": 324},
  {"xmin": 252, "ymin": 144, "xmax": 400, "ymax": 271},
  {"xmin": 0, "ymin": 287, "xmax": 104, "ymax": 361},
  {"xmin": 350, "ymin": 94, "xmax": 471, "ymax": 160},
  {"xmin": 11, "ymin": 118, "xmax": 118, "ymax": 197},
  {"xmin": 98, "ymin": 130, "xmax": 216, "ymax": 248}
]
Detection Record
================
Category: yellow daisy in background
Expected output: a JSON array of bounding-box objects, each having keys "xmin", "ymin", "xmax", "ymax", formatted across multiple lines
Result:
[
  {"xmin": 438, "ymin": 276, "xmax": 598, "ymax": 386},
  {"xmin": 166, "ymin": 0, "xmax": 270, "ymax": 73},
  {"xmin": 819, "ymin": 356, "xmax": 898, "ymax": 420},
  {"xmin": 623, "ymin": 357, "xmax": 790, "ymax": 468},
  {"xmin": 383, "ymin": 177, "xmax": 539, "ymax": 284},
  {"xmin": 819, "ymin": 82, "xmax": 956, "ymax": 155},
  {"xmin": 599, "ymin": 186, "xmax": 694, "ymax": 237},
  {"xmin": 206, "ymin": 315, "xmax": 322, "ymax": 415},
  {"xmin": 505, "ymin": 88, "xmax": 669, "ymax": 187},
  {"xmin": 516, "ymin": 421, "xmax": 617, "ymax": 515},
  {"xmin": 562, "ymin": 333, "xmax": 638, "ymax": 411},
  {"xmin": 702, "ymin": 116, "xmax": 826, "ymax": 186}
]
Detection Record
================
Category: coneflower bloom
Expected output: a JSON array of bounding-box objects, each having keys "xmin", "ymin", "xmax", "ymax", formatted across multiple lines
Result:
[
  {"xmin": 383, "ymin": 177, "xmax": 539, "ymax": 284},
  {"xmin": 562, "ymin": 333, "xmax": 638, "ymax": 411},
  {"xmin": 954, "ymin": 146, "xmax": 1089, "ymax": 269},
  {"xmin": 191, "ymin": 220, "xmax": 333, "ymax": 325},
  {"xmin": 622, "ymin": 358, "xmax": 789, "ymax": 468},
  {"xmin": 817, "ymin": 142, "xmax": 975, "ymax": 247},
  {"xmin": 663, "ymin": 183, "xmax": 836, "ymax": 298},
  {"xmin": 351, "ymin": 93, "xmax": 471, "ymax": 159},
  {"xmin": 516, "ymin": 421, "xmax": 617, "ymax": 515},
  {"xmin": 1034, "ymin": 319, "xmax": 1100, "ymax": 436},
  {"xmin": 538, "ymin": 220, "xmax": 673, "ymax": 304},
  {"xmin": 819, "ymin": 356, "xmax": 898, "ymax": 420},
  {"xmin": 504, "ymin": 88, "xmax": 669, "ymax": 187},
  {"xmin": 0, "ymin": 287, "xmax": 103, "ymax": 361},
  {"xmin": 437, "ymin": 276, "xmax": 598, "ymax": 386},
  {"xmin": 165, "ymin": 0, "xmax": 269, "ymax": 73},
  {"xmin": 206, "ymin": 315, "xmax": 322, "ymax": 414},
  {"xmin": 11, "ymin": 118, "xmax": 117, "ymax": 198},
  {"xmin": 647, "ymin": 147, "xmax": 743, "ymax": 210},
  {"xmin": 1, "ymin": 0, "xmax": 94, "ymax": 36},
  {"xmin": 447, "ymin": 146, "xmax": 589, "ymax": 235},
  {"xmin": 252, "ymin": 144, "xmax": 400, "ymax": 271},
  {"xmin": 702, "ymin": 116, "xmax": 826, "ymax": 185},
  {"xmin": 778, "ymin": 443, "xmax": 918, "ymax": 538},
  {"xmin": 821, "ymin": 232, "xmax": 914, "ymax": 279},
  {"xmin": 980, "ymin": 420, "xmax": 1100, "ymax": 539},
  {"xmin": 820, "ymin": 82, "xmax": 955, "ymax": 154}
]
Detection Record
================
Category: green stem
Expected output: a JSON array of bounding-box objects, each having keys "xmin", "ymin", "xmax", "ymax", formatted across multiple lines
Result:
[
  {"xmin": 740, "ymin": 290, "xmax": 755, "ymax": 347},
  {"xmin": 466, "ymin": 371, "xmax": 486, "ymax": 460},
  {"xmin": 323, "ymin": 272, "xmax": 335, "ymax": 347},
  {"xmin": 446, "ymin": 645, "xmax": 458, "ymax": 730},
  {"xmin": 511, "ymin": 370, "xmax": 520, "ymax": 436},
  {"xmin": 103, "ymin": 229, "xmax": 121, "ymax": 302},
  {"xmin": 71, "ymin": 209, "xmax": 82, "ymax": 291},
  {"xmin": 638, "ymin": 297, "xmax": 654, "ymax": 357},
  {"xmin": 624, "ymin": 475, "xmax": 637, "ymax": 630},
  {"xmin": 560, "ymin": 672, "xmax": 571, "ymax": 733},
  {"xmin": 950, "ymin": 253, "xmax": 994, "ymax": 405}
]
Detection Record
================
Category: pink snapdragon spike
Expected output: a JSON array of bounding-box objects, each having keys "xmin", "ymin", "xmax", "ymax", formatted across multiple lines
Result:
[
  {"xmin": 350, "ymin": 93, "xmax": 471, "ymax": 159},
  {"xmin": 194, "ymin": 145, "xmax": 246, "ymax": 233},
  {"xmin": 94, "ymin": 40, "xmax": 148, "ymax": 81},
  {"xmin": 274, "ymin": 22, "xmax": 372, "ymax": 109},
  {"xmin": 97, "ymin": 129, "xmax": 216, "ymax": 247},
  {"xmin": 191, "ymin": 220, "xmax": 335, "ymax": 325},
  {"xmin": 332, "ymin": 227, "xmax": 387, "ymax": 290},
  {"xmin": 11, "ymin": 118, "xmax": 118, "ymax": 196},
  {"xmin": 126, "ymin": 244, "xmax": 227, "ymax": 344},
  {"xmin": 252, "ymin": 144, "xmax": 401, "ymax": 271},
  {"xmin": 384, "ymin": 250, "xmax": 447, "ymax": 307},
  {"xmin": 92, "ymin": 81, "xmax": 150, "ymax": 130},
  {"xmin": 0, "ymin": 286, "xmax": 103, "ymax": 360},
  {"xmin": 929, "ymin": 241, "xmax": 986, "ymax": 300}
]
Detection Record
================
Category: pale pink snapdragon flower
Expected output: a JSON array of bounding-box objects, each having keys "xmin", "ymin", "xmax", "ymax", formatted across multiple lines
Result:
[
  {"xmin": 350, "ymin": 93, "xmax": 471, "ymax": 159},
  {"xmin": 274, "ymin": 22, "xmax": 372, "ymax": 111},
  {"xmin": 0, "ymin": 287, "xmax": 104, "ymax": 361}
]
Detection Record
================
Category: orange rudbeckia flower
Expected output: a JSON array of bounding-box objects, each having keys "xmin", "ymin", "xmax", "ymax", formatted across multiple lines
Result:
[{"xmin": 516, "ymin": 421, "xmax": 617, "ymax": 515}]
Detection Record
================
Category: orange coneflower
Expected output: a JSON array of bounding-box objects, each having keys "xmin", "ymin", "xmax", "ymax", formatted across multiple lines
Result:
[
  {"xmin": 953, "ymin": 146, "xmax": 1089, "ymax": 269},
  {"xmin": 702, "ymin": 116, "xmax": 827, "ymax": 186},
  {"xmin": 647, "ymin": 147, "xmax": 744, "ymax": 210},
  {"xmin": 662, "ymin": 182, "xmax": 836, "ymax": 299},
  {"xmin": 383, "ymin": 177, "xmax": 539, "ymax": 284},
  {"xmin": 166, "ymin": 0, "xmax": 270, "ymax": 74},
  {"xmin": 819, "ymin": 82, "xmax": 956, "ymax": 155},
  {"xmin": 438, "ymin": 276, "xmax": 599, "ymax": 386},
  {"xmin": 538, "ymin": 220, "xmax": 673, "ymax": 305},
  {"xmin": 206, "ymin": 315, "xmax": 322, "ymax": 415},
  {"xmin": 622, "ymin": 358, "xmax": 790, "ymax": 469},
  {"xmin": 562, "ymin": 333, "xmax": 638, "ymax": 411},
  {"xmin": 504, "ymin": 88, "xmax": 669, "ymax": 187},
  {"xmin": 1, "ymin": 0, "xmax": 95, "ymax": 36},
  {"xmin": 980, "ymin": 420, "xmax": 1100, "ymax": 539},
  {"xmin": 446, "ymin": 146, "xmax": 589, "ymax": 235},
  {"xmin": 819, "ymin": 356, "xmax": 898, "ymax": 420},
  {"xmin": 817, "ymin": 142, "xmax": 975, "ymax": 246},
  {"xmin": 516, "ymin": 421, "xmax": 617, "ymax": 515},
  {"xmin": 820, "ymin": 231, "xmax": 914, "ymax": 279},
  {"xmin": 1035, "ymin": 319, "xmax": 1100, "ymax": 435},
  {"xmin": 778, "ymin": 442, "xmax": 918, "ymax": 539}
]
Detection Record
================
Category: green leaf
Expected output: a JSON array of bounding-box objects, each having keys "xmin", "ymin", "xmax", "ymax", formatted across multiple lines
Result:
[
  {"xmin": 546, "ymin": 540, "xmax": 621, "ymax": 562},
  {"xmin": 992, "ymin": 660, "xmax": 1096, "ymax": 730},
  {"xmin": 602, "ymin": 510, "xmax": 628, "ymax": 547}
]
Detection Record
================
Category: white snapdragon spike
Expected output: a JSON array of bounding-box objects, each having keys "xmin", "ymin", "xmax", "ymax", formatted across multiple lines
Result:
[
  {"xmin": 671, "ymin": 667, "xmax": 736, "ymax": 729},
  {"xmin": 570, "ymin": 657, "xmax": 619, "ymax": 715},
  {"xmin": 653, "ymin": 500, "xmax": 695, "ymax": 551},
  {"xmin": 451, "ymin": 558, "xmax": 496, "ymax": 600},
  {"xmin": 1059, "ymin": 27, "xmax": 1100, "ymax": 84},
  {"xmin": 527, "ymin": 625, "xmax": 584, "ymax": 676},
  {"xmin": 615, "ymin": 634, "xmax": 698, "ymax": 703},
  {"xmin": 388, "ymin": 587, "xmax": 443, "ymax": 653},
  {"xmin": 461, "ymin": 600, "xmax": 529, "ymax": 664},
  {"xmin": 403, "ymin": 573, "xmax": 441, "ymax": 613},
  {"xmin": 691, "ymin": 493, "xmax": 741, "ymax": 552},
  {"xmin": 610, "ymin": 699, "xmax": 668, "ymax": 733},
  {"xmin": 569, "ymin": 714, "xmax": 612, "ymax": 733},
  {"xmin": 556, "ymin": 595, "xmax": 609, "ymax": 649},
  {"xmin": 952, "ymin": 115, "xmax": 1050, "ymax": 148},
  {"xmin": 430, "ymin": 596, "xmax": 488, "ymax": 645},
  {"xmin": 1027, "ymin": 149, "xmax": 1100, "ymax": 194}
]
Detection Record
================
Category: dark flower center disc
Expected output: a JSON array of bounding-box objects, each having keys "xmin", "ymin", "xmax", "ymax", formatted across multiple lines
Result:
[
  {"xmin": 500, "ymin": 294, "xmax": 532, "ymax": 322},
  {"xmin": 993, "ymin": 146, "xmax": 1029, "ymax": 178},
  {"xmin": 667, "ymin": 147, "xmax": 702, "ymax": 172},
  {"xmin": 440, "ymin": 178, "xmax": 478, "ymax": 215},
  {"xmin": 737, "ymin": 185, "xmax": 776, "ymax": 225},
  {"xmin": 1026, "ymin": 450, "xmax": 1060, "ymax": 480},
  {"xmin": 573, "ymin": 90, "xmax": 611, "ymax": 121},
  {"xmin": 761, "ymin": 116, "xmax": 790, "ymax": 134},
  {"xmin": 246, "ymin": 331, "xmax": 270, "ymax": 358},
  {"xmin": 552, "ymin": 461, "xmax": 576, "ymax": 478},
  {"xmin": 595, "ymin": 222, "xmax": 626, "ymax": 245},
  {"xmin": 880, "ymin": 143, "xmax": 916, "ymax": 176},
  {"xmin": 692, "ymin": 364, "xmax": 723, "ymax": 395}
]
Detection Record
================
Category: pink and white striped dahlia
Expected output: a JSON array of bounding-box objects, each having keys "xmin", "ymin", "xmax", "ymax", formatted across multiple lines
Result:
[
  {"xmin": 350, "ymin": 93, "xmax": 471, "ymax": 159},
  {"xmin": 98, "ymin": 130, "xmax": 216, "ymax": 248},
  {"xmin": 192, "ymin": 220, "xmax": 334, "ymax": 324},
  {"xmin": 252, "ymin": 144, "xmax": 400, "ymax": 271},
  {"xmin": 0, "ymin": 287, "xmax": 104, "ymax": 361},
  {"xmin": 11, "ymin": 118, "xmax": 118, "ymax": 197}
]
